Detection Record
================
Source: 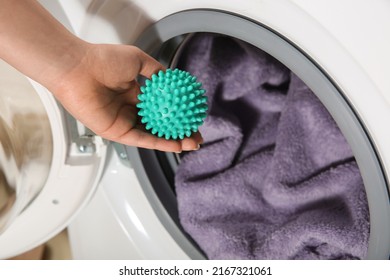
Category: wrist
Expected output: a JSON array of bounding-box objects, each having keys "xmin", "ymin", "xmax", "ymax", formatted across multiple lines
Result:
[{"xmin": 39, "ymin": 37, "xmax": 91, "ymax": 94}]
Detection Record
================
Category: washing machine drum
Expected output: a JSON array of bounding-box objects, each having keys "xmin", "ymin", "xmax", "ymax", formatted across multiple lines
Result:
[
  {"xmin": 134, "ymin": 11, "xmax": 390, "ymax": 260},
  {"xmin": 172, "ymin": 33, "xmax": 369, "ymax": 260}
]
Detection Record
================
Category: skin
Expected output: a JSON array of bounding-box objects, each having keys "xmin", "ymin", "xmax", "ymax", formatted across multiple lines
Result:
[{"xmin": 0, "ymin": 0, "xmax": 202, "ymax": 152}]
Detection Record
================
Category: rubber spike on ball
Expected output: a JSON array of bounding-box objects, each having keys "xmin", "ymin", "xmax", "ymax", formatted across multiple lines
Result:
[{"xmin": 137, "ymin": 69, "xmax": 208, "ymax": 140}]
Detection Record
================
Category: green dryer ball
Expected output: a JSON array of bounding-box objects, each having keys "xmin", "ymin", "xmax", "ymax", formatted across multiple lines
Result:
[{"xmin": 137, "ymin": 69, "xmax": 208, "ymax": 140}]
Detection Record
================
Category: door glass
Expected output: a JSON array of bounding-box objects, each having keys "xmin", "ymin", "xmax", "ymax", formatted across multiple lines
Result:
[{"xmin": 0, "ymin": 59, "xmax": 53, "ymax": 233}]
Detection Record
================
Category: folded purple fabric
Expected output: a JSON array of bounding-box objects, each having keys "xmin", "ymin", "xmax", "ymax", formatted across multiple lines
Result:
[{"xmin": 174, "ymin": 33, "xmax": 369, "ymax": 259}]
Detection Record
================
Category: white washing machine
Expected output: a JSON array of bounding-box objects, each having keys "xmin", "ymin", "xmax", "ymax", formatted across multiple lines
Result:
[{"xmin": 0, "ymin": 0, "xmax": 389, "ymax": 259}]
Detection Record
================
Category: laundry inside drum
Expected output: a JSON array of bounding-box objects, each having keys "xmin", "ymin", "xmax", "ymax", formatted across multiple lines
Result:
[{"xmin": 172, "ymin": 33, "xmax": 369, "ymax": 260}]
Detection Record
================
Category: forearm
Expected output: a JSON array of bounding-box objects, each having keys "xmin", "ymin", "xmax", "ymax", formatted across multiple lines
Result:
[{"xmin": 0, "ymin": 0, "xmax": 87, "ymax": 89}]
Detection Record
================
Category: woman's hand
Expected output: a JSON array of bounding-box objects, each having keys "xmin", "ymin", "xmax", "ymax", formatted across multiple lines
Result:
[
  {"xmin": 0, "ymin": 0, "xmax": 202, "ymax": 152},
  {"xmin": 48, "ymin": 43, "xmax": 203, "ymax": 152}
]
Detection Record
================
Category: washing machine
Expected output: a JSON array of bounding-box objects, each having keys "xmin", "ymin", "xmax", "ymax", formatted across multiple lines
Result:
[{"xmin": 0, "ymin": 0, "xmax": 389, "ymax": 260}]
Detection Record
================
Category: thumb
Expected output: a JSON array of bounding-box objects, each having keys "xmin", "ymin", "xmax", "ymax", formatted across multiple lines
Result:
[{"xmin": 136, "ymin": 48, "xmax": 166, "ymax": 78}]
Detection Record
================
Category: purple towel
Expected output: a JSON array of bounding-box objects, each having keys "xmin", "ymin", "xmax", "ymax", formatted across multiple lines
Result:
[{"xmin": 174, "ymin": 34, "xmax": 369, "ymax": 259}]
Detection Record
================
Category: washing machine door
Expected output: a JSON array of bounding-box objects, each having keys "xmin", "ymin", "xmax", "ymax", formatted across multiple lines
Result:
[{"xmin": 0, "ymin": 58, "xmax": 107, "ymax": 259}]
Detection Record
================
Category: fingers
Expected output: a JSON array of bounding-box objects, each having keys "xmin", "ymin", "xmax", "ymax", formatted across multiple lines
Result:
[
  {"xmin": 137, "ymin": 48, "xmax": 166, "ymax": 78},
  {"xmin": 109, "ymin": 118, "xmax": 204, "ymax": 153},
  {"xmin": 98, "ymin": 109, "xmax": 204, "ymax": 152},
  {"xmin": 119, "ymin": 48, "xmax": 163, "ymax": 105},
  {"xmin": 117, "ymin": 128, "xmax": 183, "ymax": 152},
  {"xmin": 180, "ymin": 132, "xmax": 203, "ymax": 151},
  {"xmin": 94, "ymin": 104, "xmax": 181, "ymax": 152},
  {"xmin": 116, "ymin": 129, "xmax": 204, "ymax": 153}
]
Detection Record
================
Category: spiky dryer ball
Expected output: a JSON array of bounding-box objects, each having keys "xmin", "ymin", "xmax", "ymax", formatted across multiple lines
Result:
[{"xmin": 137, "ymin": 69, "xmax": 208, "ymax": 140}]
